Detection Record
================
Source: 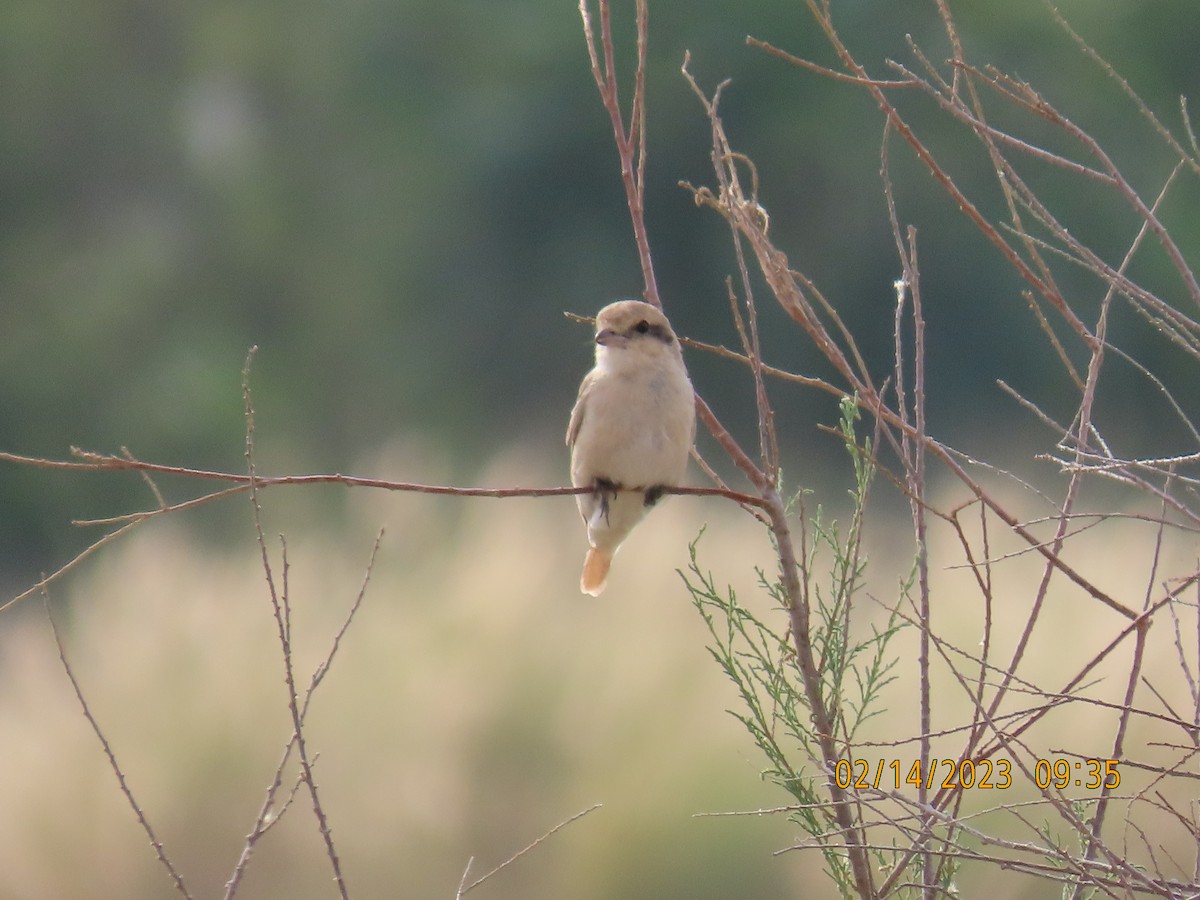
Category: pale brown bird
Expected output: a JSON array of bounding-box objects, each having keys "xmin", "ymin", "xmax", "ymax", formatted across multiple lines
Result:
[{"xmin": 566, "ymin": 300, "xmax": 696, "ymax": 595}]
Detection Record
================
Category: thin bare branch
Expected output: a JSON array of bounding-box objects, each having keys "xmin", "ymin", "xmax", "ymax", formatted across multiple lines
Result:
[
  {"xmin": 457, "ymin": 803, "xmax": 603, "ymax": 897},
  {"xmin": 45, "ymin": 595, "xmax": 194, "ymax": 899},
  {"xmin": 243, "ymin": 348, "xmax": 350, "ymax": 900}
]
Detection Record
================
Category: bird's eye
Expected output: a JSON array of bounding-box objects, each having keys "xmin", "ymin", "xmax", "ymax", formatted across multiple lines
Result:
[{"xmin": 634, "ymin": 320, "xmax": 650, "ymax": 334}]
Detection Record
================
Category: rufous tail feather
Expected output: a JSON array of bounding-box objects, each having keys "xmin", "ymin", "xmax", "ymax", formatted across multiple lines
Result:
[{"xmin": 580, "ymin": 548, "xmax": 612, "ymax": 596}]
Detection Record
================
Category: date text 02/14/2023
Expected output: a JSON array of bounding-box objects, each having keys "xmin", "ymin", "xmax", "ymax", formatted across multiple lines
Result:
[{"xmin": 833, "ymin": 758, "xmax": 1121, "ymax": 791}]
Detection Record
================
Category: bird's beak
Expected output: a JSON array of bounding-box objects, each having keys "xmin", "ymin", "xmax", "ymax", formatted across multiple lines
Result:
[{"xmin": 595, "ymin": 328, "xmax": 617, "ymax": 346}]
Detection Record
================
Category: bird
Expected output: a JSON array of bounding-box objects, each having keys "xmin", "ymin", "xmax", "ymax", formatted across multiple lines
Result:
[{"xmin": 566, "ymin": 299, "xmax": 696, "ymax": 596}]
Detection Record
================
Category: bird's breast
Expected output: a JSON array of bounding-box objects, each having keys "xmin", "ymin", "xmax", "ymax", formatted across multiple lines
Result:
[{"xmin": 571, "ymin": 363, "xmax": 694, "ymax": 489}]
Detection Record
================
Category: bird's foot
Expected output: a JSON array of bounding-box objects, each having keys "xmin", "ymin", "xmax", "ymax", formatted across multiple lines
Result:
[{"xmin": 593, "ymin": 477, "xmax": 619, "ymax": 526}]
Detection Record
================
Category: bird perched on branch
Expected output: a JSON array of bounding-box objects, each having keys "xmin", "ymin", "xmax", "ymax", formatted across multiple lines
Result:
[{"xmin": 566, "ymin": 300, "xmax": 696, "ymax": 596}]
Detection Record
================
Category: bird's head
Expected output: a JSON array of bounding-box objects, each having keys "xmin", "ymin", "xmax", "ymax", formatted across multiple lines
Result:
[{"xmin": 593, "ymin": 300, "xmax": 679, "ymax": 363}]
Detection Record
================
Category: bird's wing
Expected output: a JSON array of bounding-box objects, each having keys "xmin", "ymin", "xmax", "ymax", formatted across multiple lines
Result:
[{"xmin": 566, "ymin": 369, "xmax": 596, "ymax": 448}]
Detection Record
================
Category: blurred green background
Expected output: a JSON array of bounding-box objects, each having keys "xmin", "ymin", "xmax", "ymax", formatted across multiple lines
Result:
[
  {"xmin": 3, "ymin": 0, "xmax": 1199, "ymax": 578},
  {"xmin": 2, "ymin": 1, "xmax": 1200, "ymax": 897}
]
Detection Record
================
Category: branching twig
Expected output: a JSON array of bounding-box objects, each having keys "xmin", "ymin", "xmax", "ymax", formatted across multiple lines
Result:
[
  {"xmin": 224, "ymin": 528, "xmax": 385, "ymax": 898},
  {"xmin": 242, "ymin": 347, "xmax": 350, "ymax": 900},
  {"xmin": 0, "ymin": 448, "xmax": 768, "ymax": 616},
  {"xmin": 455, "ymin": 803, "xmax": 603, "ymax": 898}
]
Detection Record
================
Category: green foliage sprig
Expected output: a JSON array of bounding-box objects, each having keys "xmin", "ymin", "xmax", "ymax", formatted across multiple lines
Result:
[{"xmin": 683, "ymin": 397, "xmax": 907, "ymax": 895}]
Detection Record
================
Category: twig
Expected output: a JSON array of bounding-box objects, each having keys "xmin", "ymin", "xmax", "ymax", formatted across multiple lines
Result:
[
  {"xmin": 455, "ymin": 803, "xmax": 603, "ymax": 897},
  {"xmin": 579, "ymin": 0, "xmax": 658, "ymax": 306},
  {"xmin": 243, "ymin": 348, "xmax": 350, "ymax": 900},
  {"xmin": 44, "ymin": 593, "xmax": 194, "ymax": 899},
  {"xmin": 225, "ymin": 529, "xmax": 385, "ymax": 898},
  {"xmin": 0, "ymin": 448, "xmax": 769, "ymax": 616}
]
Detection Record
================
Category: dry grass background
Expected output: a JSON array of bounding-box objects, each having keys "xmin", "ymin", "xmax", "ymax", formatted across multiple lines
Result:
[{"xmin": 1, "ymin": 441, "xmax": 1194, "ymax": 899}]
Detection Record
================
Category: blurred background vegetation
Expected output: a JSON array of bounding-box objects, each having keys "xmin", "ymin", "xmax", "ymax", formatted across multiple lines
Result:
[
  {"xmin": 3, "ymin": 0, "xmax": 1199, "ymax": 579},
  {"xmin": 2, "ymin": 2, "xmax": 1199, "ymax": 897}
]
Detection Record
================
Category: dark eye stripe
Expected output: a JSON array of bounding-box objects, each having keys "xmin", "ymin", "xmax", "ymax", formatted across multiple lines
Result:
[{"xmin": 630, "ymin": 322, "xmax": 673, "ymax": 344}]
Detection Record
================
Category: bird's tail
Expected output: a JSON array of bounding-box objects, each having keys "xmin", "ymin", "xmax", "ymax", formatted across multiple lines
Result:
[{"xmin": 580, "ymin": 547, "xmax": 612, "ymax": 596}]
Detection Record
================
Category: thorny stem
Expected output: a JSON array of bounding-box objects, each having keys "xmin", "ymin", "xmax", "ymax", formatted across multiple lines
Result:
[
  {"xmin": 45, "ymin": 597, "xmax": 194, "ymax": 900},
  {"xmin": 224, "ymin": 529, "xmax": 385, "ymax": 898},
  {"xmin": 243, "ymin": 348, "xmax": 350, "ymax": 900}
]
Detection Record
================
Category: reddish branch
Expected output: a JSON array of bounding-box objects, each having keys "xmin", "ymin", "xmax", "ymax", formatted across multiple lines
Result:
[{"xmin": 0, "ymin": 447, "xmax": 766, "ymax": 616}]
